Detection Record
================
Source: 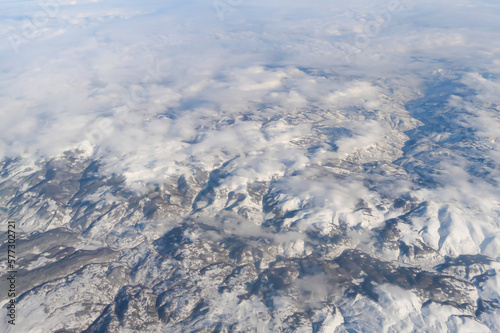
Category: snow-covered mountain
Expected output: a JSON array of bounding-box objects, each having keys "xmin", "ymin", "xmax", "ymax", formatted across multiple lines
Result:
[{"xmin": 1, "ymin": 0, "xmax": 500, "ymax": 332}]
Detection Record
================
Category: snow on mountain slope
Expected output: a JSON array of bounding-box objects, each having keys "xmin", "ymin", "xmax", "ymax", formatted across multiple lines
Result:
[{"xmin": 1, "ymin": 0, "xmax": 500, "ymax": 332}]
